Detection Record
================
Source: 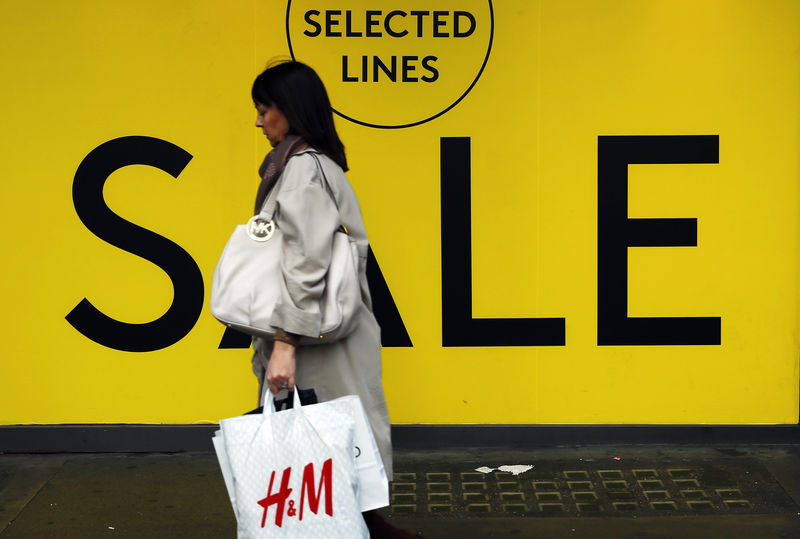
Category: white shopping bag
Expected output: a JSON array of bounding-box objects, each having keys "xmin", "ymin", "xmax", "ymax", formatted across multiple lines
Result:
[
  {"xmin": 300, "ymin": 396, "xmax": 388, "ymax": 511},
  {"xmin": 216, "ymin": 389, "xmax": 368, "ymax": 538},
  {"xmin": 212, "ymin": 430, "xmax": 237, "ymax": 521},
  {"xmin": 214, "ymin": 392, "xmax": 389, "ymax": 517}
]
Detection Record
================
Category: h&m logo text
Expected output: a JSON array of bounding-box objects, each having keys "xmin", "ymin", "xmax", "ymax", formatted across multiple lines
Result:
[{"xmin": 258, "ymin": 458, "xmax": 333, "ymax": 528}]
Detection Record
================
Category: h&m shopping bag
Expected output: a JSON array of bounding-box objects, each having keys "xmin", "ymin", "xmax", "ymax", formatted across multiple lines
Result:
[
  {"xmin": 301, "ymin": 395, "xmax": 389, "ymax": 512},
  {"xmin": 215, "ymin": 391, "xmax": 389, "ymax": 519},
  {"xmin": 216, "ymin": 389, "xmax": 368, "ymax": 538}
]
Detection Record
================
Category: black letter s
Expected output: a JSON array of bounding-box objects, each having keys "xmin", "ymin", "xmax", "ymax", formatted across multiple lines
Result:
[
  {"xmin": 304, "ymin": 10, "xmax": 322, "ymax": 37},
  {"xmin": 66, "ymin": 136, "xmax": 204, "ymax": 352},
  {"xmin": 421, "ymin": 56, "xmax": 439, "ymax": 83}
]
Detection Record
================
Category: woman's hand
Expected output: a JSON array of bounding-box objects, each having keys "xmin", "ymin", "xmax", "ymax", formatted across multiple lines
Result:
[{"xmin": 267, "ymin": 340, "xmax": 296, "ymax": 394}]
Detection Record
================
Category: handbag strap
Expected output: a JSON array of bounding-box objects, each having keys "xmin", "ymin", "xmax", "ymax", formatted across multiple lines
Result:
[
  {"xmin": 257, "ymin": 149, "xmax": 341, "ymax": 221},
  {"xmin": 308, "ymin": 152, "xmax": 350, "ymax": 234},
  {"xmin": 309, "ymin": 152, "xmax": 342, "ymax": 212}
]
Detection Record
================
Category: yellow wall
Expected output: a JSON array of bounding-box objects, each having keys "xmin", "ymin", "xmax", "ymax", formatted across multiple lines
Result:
[{"xmin": 1, "ymin": 0, "xmax": 798, "ymax": 425}]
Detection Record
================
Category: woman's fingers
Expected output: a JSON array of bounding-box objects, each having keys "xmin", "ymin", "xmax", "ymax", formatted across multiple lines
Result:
[
  {"xmin": 266, "ymin": 339, "xmax": 297, "ymax": 394},
  {"xmin": 267, "ymin": 373, "xmax": 289, "ymax": 393},
  {"xmin": 267, "ymin": 377, "xmax": 294, "ymax": 394},
  {"xmin": 267, "ymin": 379, "xmax": 292, "ymax": 393}
]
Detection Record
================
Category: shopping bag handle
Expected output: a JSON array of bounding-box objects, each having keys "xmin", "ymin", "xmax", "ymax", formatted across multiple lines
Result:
[{"xmin": 262, "ymin": 386, "xmax": 302, "ymax": 416}]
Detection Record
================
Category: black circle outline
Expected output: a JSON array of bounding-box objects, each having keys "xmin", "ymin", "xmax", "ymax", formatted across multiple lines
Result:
[{"xmin": 285, "ymin": 1, "xmax": 494, "ymax": 129}]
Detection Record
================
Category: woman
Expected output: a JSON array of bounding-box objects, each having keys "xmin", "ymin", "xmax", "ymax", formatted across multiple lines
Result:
[{"xmin": 249, "ymin": 61, "xmax": 419, "ymax": 538}]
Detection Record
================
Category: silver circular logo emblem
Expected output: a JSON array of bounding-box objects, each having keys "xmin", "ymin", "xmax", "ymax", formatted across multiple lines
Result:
[{"xmin": 247, "ymin": 216, "xmax": 275, "ymax": 242}]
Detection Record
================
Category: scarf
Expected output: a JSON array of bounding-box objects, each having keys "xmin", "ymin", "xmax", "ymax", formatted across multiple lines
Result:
[{"xmin": 254, "ymin": 134, "xmax": 309, "ymax": 214}]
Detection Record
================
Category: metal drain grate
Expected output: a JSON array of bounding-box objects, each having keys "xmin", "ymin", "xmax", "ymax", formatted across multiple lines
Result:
[{"xmin": 388, "ymin": 459, "xmax": 797, "ymax": 517}]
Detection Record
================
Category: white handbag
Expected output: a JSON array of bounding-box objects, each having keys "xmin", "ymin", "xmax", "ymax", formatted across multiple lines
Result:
[
  {"xmin": 215, "ymin": 389, "xmax": 369, "ymax": 538},
  {"xmin": 210, "ymin": 151, "xmax": 361, "ymax": 344}
]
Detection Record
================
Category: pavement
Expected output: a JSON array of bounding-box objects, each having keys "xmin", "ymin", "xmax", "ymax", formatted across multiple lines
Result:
[{"xmin": 2, "ymin": 444, "xmax": 800, "ymax": 538}]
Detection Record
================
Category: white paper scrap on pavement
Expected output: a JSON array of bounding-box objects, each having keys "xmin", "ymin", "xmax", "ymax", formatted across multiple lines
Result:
[
  {"xmin": 474, "ymin": 465, "xmax": 534, "ymax": 475},
  {"xmin": 498, "ymin": 465, "xmax": 534, "ymax": 475}
]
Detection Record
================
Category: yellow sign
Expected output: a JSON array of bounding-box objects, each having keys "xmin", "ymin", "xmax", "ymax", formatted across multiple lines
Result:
[
  {"xmin": 286, "ymin": 0, "xmax": 493, "ymax": 127},
  {"xmin": 0, "ymin": 0, "xmax": 798, "ymax": 426}
]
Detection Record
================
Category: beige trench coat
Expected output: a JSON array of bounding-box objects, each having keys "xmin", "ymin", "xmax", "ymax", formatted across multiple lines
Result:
[{"xmin": 251, "ymin": 149, "xmax": 393, "ymax": 477}]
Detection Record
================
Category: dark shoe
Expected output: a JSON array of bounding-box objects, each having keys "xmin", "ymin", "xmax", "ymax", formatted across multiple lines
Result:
[{"xmin": 363, "ymin": 510, "xmax": 424, "ymax": 538}]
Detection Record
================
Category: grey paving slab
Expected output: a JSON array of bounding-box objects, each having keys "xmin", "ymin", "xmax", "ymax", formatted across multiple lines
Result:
[
  {"xmin": 0, "ymin": 455, "xmax": 68, "ymax": 534},
  {"xmin": 1, "ymin": 453, "xmax": 234, "ymax": 538},
  {"xmin": 756, "ymin": 446, "xmax": 800, "ymax": 506}
]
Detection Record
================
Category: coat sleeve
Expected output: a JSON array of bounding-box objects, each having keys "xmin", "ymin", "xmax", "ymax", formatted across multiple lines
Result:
[{"xmin": 269, "ymin": 154, "xmax": 340, "ymax": 338}]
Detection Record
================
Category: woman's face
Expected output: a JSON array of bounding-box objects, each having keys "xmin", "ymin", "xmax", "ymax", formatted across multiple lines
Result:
[{"xmin": 255, "ymin": 101, "xmax": 290, "ymax": 147}]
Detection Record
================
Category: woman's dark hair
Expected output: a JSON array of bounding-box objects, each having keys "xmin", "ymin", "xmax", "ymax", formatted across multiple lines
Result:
[{"xmin": 252, "ymin": 61, "xmax": 348, "ymax": 171}]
